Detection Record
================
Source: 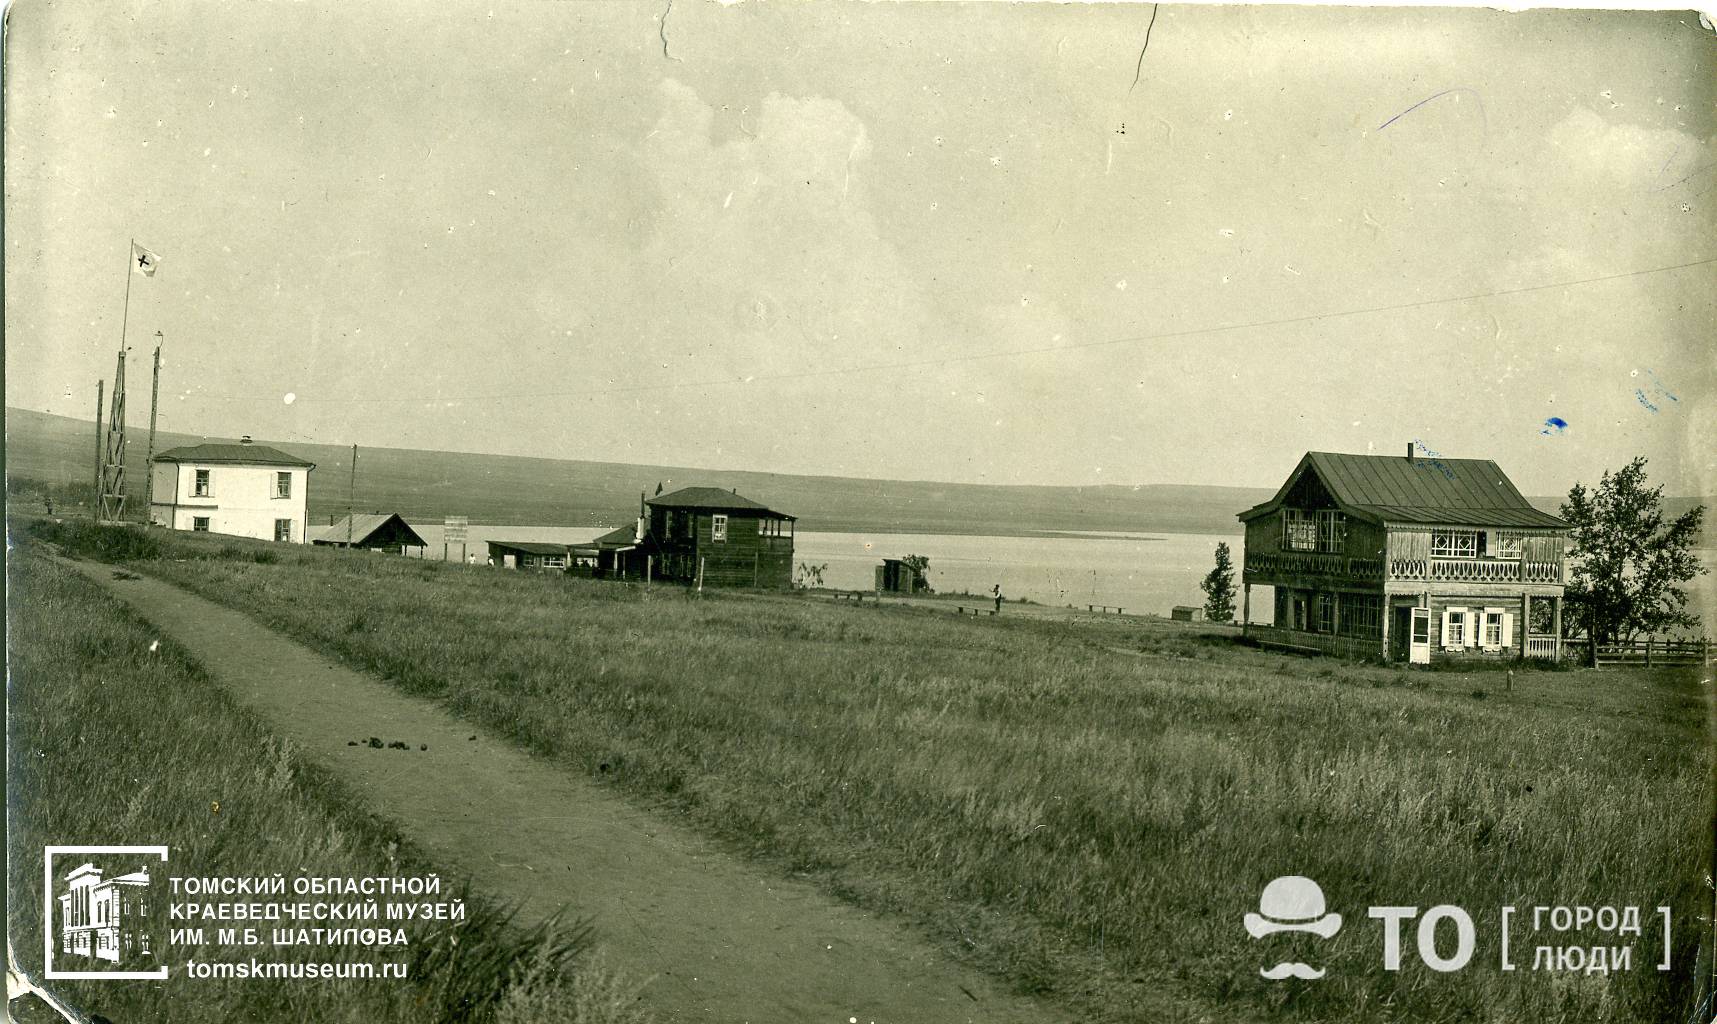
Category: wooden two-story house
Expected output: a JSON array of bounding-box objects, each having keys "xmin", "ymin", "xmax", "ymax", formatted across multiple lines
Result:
[
  {"xmin": 646, "ymin": 486, "xmax": 796, "ymax": 589},
  {"xmin": 1238, "ymin": 448, "xmax": 1569, "ymax": 664}
]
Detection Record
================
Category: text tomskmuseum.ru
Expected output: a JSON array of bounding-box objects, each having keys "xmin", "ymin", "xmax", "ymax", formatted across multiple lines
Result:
[{"xmin": 183, "ymin": 960, "xmax": 409, "ymax": 980}]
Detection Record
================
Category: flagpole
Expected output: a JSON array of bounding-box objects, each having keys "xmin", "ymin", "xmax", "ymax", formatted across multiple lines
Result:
[{"xmin": 119, "ymin": 237, "xmax": 135, "ymax": 355}]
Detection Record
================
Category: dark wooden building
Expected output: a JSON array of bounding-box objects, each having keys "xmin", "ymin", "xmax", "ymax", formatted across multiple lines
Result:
[
  {"xmin": 646, "ymin": 487, "xmax": 795, "ymax": 589},
  {"xmin": 313, "ymin": 513, "xmax": 428, "ymax": 555},
  {"xmin": 875, "ymin": 558, "xmax": 927, "ymax": 595},
  {"xmin": 572, "ymin": 523, "xmax": 659, "ymax": 580},
  {"xmin": 486, "ymin": 539, "xmax": 570, "ymax": 570},
  {"xmin": 1238, "ymin": 448, "xmax": 1569, "ymax": 664}
]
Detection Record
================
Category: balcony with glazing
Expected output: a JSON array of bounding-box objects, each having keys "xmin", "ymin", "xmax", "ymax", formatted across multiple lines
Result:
[
  {"xmin": 1386, "ymin": 527, "xmax": 1565, "ymax": 586},
  {"xmin": 1244, "ymin": 515, "xmax": 1566, "ymax": 588}
]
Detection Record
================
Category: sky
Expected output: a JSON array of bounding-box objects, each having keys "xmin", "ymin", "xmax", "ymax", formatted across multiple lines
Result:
[{"xmin": 5, "ymin": 1, "xmax": 1714, "ymax": 495}]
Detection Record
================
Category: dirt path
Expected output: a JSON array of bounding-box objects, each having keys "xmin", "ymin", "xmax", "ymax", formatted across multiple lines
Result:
[{"xmin": 65, "ymin": 559, "xmax": 1066, "ymax": 1024}]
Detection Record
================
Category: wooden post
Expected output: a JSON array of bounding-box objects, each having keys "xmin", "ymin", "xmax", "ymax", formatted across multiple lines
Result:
[
  {"xmin": 1242, "ymin": 583, "xmax": 1251, "ymax": 639},
  {"xmin": 1645, "ymin": 638, "xmax": 1652, "ymax": 668},
  {"xmin": 1552, "ymin": 596, "xmax": 1563, "ymax": 662},
  {"xmin": 346, "ymin": 445, "xmax": 357, "ymax": 547},
  {"xmin": 646, "ymin": 555, "xmax": 652, "ymax": 583},
  {"xmin": 144, "ymin": 336, "xmax": 162, "ymax": 525},
  {"xmin": 1380, "ymin": 595, "xmax": 1390, "ymax": 660},
  {"xmin": 697, "ymin": 557, "xmax": 705, "ymax": 593},
  {"xmin": 1520, "ymin": 594, "xmax": 1530, "ymax": 660},
  {"xmin": 93, "ymin": 379, "xmax": 104, "ymax": 515}
]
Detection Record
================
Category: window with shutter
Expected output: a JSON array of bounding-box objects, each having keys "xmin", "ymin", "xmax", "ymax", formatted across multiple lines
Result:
[
  {"xmin": 1442, "ymin": 607, "xmax": 1467, "ymax": 649},
  {"xmin": 1482, "ymin": 608, "xmax": 1504, "ymax": 649}
]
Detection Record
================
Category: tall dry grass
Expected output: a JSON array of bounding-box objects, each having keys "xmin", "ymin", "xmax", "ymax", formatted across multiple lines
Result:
[
  {"xmin": 6, "ymin": 543, "xmax": 648, "ymax": 1024},
  {"xmin": 40, "ymin": 522, "xmax": 1713, "ymax": 1023}
]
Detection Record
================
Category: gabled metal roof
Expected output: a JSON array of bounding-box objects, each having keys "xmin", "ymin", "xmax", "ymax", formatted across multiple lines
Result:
[
  {"xmin": 646, "ymin": 486, "xmax": 794, "ymax": 519},
  {"xmin": 314, "ymin": 513, "xmax": 427, "ymax": 548},
  {"xmin": 153, "ymin": 443, "xmax": 315, "ymax": 468},
  {"xmin": 485, "ymin": 540, "xmax": 571, "ymax": 556},
  {"xmin": 1239, "ymin": 451, "xmax": 1567, "ymax": 529}
]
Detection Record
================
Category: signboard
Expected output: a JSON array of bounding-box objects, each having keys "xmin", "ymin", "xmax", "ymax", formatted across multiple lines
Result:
[{"xmin": 444, "ymin": 516, "xmax": 468, "ymax": 543}]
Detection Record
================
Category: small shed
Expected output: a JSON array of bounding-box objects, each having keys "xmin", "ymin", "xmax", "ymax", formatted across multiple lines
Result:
[
  {"xmin": 313, "ymin": 513, "xmax": 428, "ymax": 556},
  {"xmin": 875, "ymin": 558, "xmax": 927, "ymax": 595},
  {"xmin": 486, "ymin": 540, "xmax": 570, "ymax": 570},
  {"xmin": 1171, "ymin": 606, "xmax": 1206, "ymax": 622}
]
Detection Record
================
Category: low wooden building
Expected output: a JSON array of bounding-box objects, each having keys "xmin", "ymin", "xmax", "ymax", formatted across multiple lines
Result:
[
  {"xmin": 486, "ymin": 540, "xmax": 569, "ymax": 570},
  {"xmin": 1238, "ymin": 447, "xmax": 1569, "ymax": 664},
  {"xmin": 875, "ymin": 558, "xmax": 927, "ymax": 595},
  {"xmin": 646, "ymin": 487, "xmax": 795, "ymax": 589},
  {"xmin": 571, "ymin": 523, "xmax": 658, "ymax": 579},
  {"xmin": 313, "ymin": 513, "xmax": 428, "ymax": 556},
  {"xmin": 1170, "ymin": 606, "xmax": 1205, "ymax": 622}
]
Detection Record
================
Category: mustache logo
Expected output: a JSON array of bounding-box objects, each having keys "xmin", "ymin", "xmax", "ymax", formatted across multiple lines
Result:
[{"xmin": 1260, "ymin": 961, "xmax": 1326, "ymax": 981}]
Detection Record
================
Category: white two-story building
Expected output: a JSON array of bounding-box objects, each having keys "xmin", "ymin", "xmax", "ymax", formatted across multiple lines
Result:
[{"xmin": 149, "ymin": 437, "xmax": 315, "ymax": 543}]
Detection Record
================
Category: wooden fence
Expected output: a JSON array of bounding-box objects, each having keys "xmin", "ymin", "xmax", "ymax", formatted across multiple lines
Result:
[{"xmin": 1583, "ymin": 638, "xmax": 1714, "ymax": 668}]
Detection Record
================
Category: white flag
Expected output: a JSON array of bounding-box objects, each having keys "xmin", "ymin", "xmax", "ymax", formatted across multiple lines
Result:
[{"xmin": 132, "ymin": 242, "xmax": 161, "ymax": 277}]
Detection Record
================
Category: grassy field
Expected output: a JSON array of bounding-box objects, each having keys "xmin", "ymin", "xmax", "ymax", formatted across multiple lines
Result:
[
  {"xmin": 6, "ymin": 541, "xmax": 648, "ymax": 1024},
  {"xmin": 31, "ymin": 520, "xmax": 1715, "ymax": 1023}
]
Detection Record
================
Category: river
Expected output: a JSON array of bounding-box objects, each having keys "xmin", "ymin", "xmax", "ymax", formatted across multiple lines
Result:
[{"xmin": 376, "ymin": 521, "xmax": 1264, "ymax": 620}]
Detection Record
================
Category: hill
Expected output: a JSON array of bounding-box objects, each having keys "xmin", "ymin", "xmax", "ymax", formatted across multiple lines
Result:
[
  {"xmin": 3, "ymin": 408, "xmax": 1270, "ymax": 536},
  {"xmin": 11, "ymin": 408, "xmax": 1705, "ymax": 538}
]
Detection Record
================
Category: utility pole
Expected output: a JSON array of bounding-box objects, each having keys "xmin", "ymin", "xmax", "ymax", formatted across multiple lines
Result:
[
  {"xmin": 346, "ymin": 445, "xmax": 357, "ymax": 547},
  {"xmin": 143, "ymin": 333, "xmax": 163, "ymax": 525},
  {"xmin": 92, "ymin": 379, "xmax": 104, "ymax": 517}
]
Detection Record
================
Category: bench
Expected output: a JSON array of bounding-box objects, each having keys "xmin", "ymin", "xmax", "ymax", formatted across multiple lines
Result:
[
  {"xmin": 1087, "ymin": 604, "xmax": 1125, "ymax": 615},
  {"xmin": 955, "ymin": 607, "xmax": 998, "ymax": 617}
]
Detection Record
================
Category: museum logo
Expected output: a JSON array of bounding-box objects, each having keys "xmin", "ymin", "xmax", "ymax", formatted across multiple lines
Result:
[{"xmin": 44, "ymin": 846, "xmax": 170, "ymax": 980}]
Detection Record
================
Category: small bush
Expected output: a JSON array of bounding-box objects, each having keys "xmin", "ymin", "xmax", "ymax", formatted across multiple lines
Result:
[{"xmin": 27, "ymin": 518, "xmax": 162, "ymax": 561}]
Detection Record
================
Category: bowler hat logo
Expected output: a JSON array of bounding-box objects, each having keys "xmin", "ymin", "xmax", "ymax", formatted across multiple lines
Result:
[{"xmin": 1246, "ymin": 875, "xmax": 1341, "ymax": 980}]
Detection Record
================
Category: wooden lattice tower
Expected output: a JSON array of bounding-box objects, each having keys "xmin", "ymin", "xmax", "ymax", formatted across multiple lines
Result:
[{"xmin": 98, "ymin": 348, "xmax": 128, "ymax": 523}]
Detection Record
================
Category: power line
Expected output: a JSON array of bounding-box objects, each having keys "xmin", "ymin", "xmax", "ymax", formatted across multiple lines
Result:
[{"xmin": 189, "ymin": 252, "xmax": 1717, "ymax": 407}]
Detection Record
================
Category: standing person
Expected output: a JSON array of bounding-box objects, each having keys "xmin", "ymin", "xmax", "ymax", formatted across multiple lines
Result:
[{"xmin": 992, "ymin": 583, "xmax": 1003, "ymax": 614}]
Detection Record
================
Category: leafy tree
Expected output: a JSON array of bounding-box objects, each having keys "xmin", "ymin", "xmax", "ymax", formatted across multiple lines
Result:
[
  {"xmin": 794, "ymin": 562, "xmax": 828, "ymax": 589},
  {"xmin": 900, "ymin": 554, "xmax": 933, "ymax": 594},
  {"xmin": 1560, "ymin": 456, "xmax": 1706, "ymax": 646},
  {"xmin": 1201, "ymin": 542, "xmax": 1237, "ymax": 624}
]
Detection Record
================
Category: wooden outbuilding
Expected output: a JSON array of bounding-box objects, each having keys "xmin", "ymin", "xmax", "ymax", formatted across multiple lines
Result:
[
  {"xmin": 1170, "ymin": 606, "xmax": 1205, "ymax": 622},
  {"xmin": 486, "ymin": 540, "xmax": 570, "ymax": 570},
  {"xmin": 571, "ymin": 523, "xmax": 659, "ymax": 579},
  {"xmin": 313, "ymin": 513, "xmax": 428, "ymax": 556},
  {"xmin": 875, "ymin": 558, "xmax": 927, "ymax": 595}
]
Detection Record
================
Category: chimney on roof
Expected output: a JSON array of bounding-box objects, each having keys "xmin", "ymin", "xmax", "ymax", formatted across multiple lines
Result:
[
  {"xmin": 1406, "ymin": 443, "xmax": 1414, "ymax": 461},
  {"xmin": 240, "ymin": 435, "xmax": 253, "ymax": 445}
]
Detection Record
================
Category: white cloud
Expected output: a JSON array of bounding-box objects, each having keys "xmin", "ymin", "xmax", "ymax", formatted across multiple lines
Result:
[{"xmin": 1545, "ymin": 106, "xmax": 1705, "ymax": 191}]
